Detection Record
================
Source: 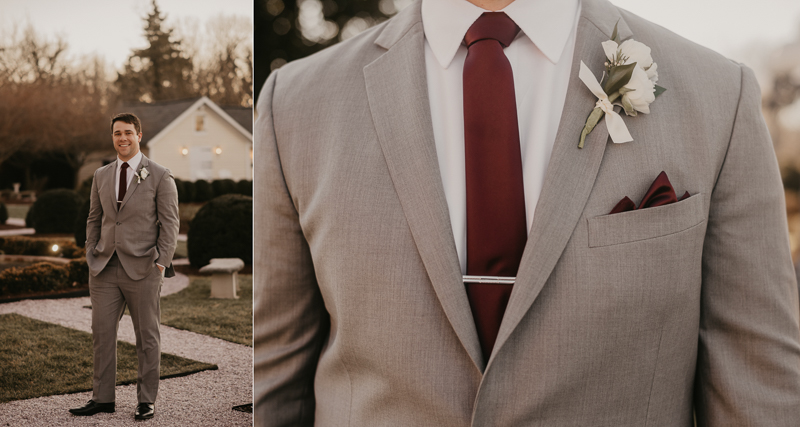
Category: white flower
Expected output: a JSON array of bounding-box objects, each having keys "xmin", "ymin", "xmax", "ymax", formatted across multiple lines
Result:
[
  {"xmin": 577, "ymin": 24, "xmax": 666, "ymax": 148},
  {"xmin": 135, "ymin": 167, "xmax": 149, "ymax": 183},
  {"xmin": 603, "ymin": 39, "xmax": 659, "ymax": 84},
  {"xmin": 645, "ymin": 61, "xmax": 658, "ymax": 83},
  {"xmin": 620, "ymin": 67, "xmax": 656, "ymax": 115}
]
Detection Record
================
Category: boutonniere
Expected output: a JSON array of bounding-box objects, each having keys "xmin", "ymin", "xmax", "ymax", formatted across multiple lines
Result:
[
  {"xmin": 578, "ymin": 23, "xmax": 666, "ymax": 148},
  {"xmin": 134, "ymin": 167, "xmax": 149, "ymax": 183}
]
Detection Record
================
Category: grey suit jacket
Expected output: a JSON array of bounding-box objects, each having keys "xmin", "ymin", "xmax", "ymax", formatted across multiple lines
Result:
[
  {"xmin": 86, "ymin": 154, "xmax": 179, "ymax": 280},
  {"xmin": 254, "ymin": 0, "xmax": 800, "ymax": 425}
]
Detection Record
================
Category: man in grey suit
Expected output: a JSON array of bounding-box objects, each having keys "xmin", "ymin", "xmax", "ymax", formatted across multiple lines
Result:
[
  {"xmin": 70, "ymin": 113, "xmax": 179, "ymax": 420},
  {"xmin": 255, "ymin": 0, "xmax": 800, "ymax": 425}
]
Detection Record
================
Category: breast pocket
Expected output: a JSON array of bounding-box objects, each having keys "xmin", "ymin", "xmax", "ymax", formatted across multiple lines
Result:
[{"xmin": 587, "ymin": 193, "xmax": 705, "ymax": 248}]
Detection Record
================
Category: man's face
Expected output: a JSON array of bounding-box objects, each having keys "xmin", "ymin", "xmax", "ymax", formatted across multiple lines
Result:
[{"xmin": 112, "ymin": 121, "xmax": 141, "ymax": 161}]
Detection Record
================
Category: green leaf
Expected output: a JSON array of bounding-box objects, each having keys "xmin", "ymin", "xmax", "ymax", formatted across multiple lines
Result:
[
  {"xmin": 604, "ymin": 62, "xmax": 637, "ymax": 95},
  {"xmin": 654, "ymin": 85, "xmax": 667, "ymax": 98},
  {"xmin": 611, "ymin": 21, "xmax": 620, "ymax": 44}
]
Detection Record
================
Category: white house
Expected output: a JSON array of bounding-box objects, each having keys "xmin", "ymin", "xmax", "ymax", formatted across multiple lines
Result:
[{"xmin": 79, "ymin": 97, "xmax": 253, "ymax": 183}]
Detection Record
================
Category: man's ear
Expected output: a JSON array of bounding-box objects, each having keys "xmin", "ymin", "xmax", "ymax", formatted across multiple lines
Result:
[{"xmin": 138, "ymin": 133, "xmax": 143, "ymax": 142}]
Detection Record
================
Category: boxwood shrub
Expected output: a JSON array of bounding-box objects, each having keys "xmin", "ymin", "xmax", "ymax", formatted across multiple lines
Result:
[
  {"xmin": 28, "ymin": 189, "xmax": 82, "ymax": 234},
  {"xmin": 66, "ymin": 259, "xmax": 89, "ymax": 286},
  {"xmin": 0, "ymin": 256, "xmax": 89, "ymax": 297},
  {"xmin": 187, "ymin": 194, "xmax": 252, "ymax": 268},
  {"xmin": 211, "ymin": 179, "xmax": 237, "ymax": 197},
  {"xmin": 0, "ymin": 237, "xmax": 52, "ymax": 256},
  {"xmin": 73, "ymin": 198, "xmax": 91, "ymax": 248},
  {"xmin": 236, "ymin": 179, "xmax": 252, "ymax": 196},
  {"xmin": 0, "ymin": 202, "xmax": 8, "ymax": 224},
  {"xmin": 0, "ymin": 262, "xmax": 70, "ymax": 296},
  {"xmin": 194, "ymin": 180, "xmax": 213, "ymax": 203}
]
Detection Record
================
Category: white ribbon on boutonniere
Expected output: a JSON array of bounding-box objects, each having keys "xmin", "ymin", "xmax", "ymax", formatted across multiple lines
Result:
[
  {"xmin": 134, "ymin": 167, "xmax": 149, "ymax": 184},
  {"xmin": 578, "ymin": 23, "xmax": 666, "ymax": 148}
]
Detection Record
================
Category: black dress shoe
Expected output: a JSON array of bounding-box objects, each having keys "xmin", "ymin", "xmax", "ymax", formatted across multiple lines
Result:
[
  {"xmin": 135, "ymin": 402, "xmax": 155, "ymax": 420},
  {"xmin": 69, "ymin": 400, "xmax": 115, "ymax": 416}
]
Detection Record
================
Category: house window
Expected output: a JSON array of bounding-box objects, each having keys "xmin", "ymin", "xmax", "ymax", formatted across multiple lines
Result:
[{"xmin": 195, "ymin": 114, "xmax": 205, "ymax": 132}]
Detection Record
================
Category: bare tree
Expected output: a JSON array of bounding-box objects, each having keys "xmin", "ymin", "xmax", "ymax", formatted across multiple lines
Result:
[
  {"xmin": 175, "ymin": 13, "xmax": 253, "ymax": 107},
  {"xmin": 0, "ymin": 25, "xmax": 109, "ymax": 190}
]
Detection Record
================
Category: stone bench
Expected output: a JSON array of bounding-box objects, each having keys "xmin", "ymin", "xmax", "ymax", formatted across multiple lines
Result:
[{"xmin": 198, "ymin": 258, "xmax": 244, "ymax": 299}]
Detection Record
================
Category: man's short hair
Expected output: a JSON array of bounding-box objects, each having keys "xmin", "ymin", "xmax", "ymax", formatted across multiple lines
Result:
[{"xmin": 111, "ymin": 113, "xmax": 142, "ymax": 134}]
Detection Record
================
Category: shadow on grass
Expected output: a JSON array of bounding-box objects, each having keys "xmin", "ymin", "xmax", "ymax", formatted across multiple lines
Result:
[{"xmin": 0, "ymin": 313, "xmax": 217, "ymax": 404}]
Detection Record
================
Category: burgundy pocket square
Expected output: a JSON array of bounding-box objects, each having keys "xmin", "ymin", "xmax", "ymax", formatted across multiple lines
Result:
[{"xmin": 609, "ymin": 171, "xmax": 690, "ymax": 214}]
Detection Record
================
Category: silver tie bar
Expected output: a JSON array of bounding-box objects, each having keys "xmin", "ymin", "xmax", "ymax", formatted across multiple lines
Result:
[{"xmin": 462, "ymin": 275, "xmax": 515, "ymax": 284}]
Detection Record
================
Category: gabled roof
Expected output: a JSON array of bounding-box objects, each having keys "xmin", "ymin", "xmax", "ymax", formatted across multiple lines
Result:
[{"xmin": 117, "ymin": 97, "xmax": 253, "ymax": 148}]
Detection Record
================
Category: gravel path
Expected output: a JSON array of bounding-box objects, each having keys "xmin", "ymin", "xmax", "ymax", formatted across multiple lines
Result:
[{"xmin": 0, "ymin": 272, "xmax": 252, "ymax": 426}]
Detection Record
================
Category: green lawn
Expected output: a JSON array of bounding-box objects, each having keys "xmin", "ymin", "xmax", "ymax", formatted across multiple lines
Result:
[
  {"xmin": 160, "ymin": 275, "xmax": 252, "ymax": 346},
  {"xmin": 175, "ymin": 239, "xmax": 188, "ymax": 258},
  {"xmin": 0, "ymin": 313, "xmax": 217, "ymax": 403},
  {"xmin": 5, "ymin": 204, "xmax": 29, "ymax": 220}
]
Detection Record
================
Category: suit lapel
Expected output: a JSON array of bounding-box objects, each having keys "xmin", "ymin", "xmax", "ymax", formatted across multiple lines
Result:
[
  {"xmin": 119, "ymin": 155, "xmax": 148, "ymax": 212},
  {"xmin": 364, "ymin": 5, "xmax": 484, "ymax": 370},
  {"xmin": 491, "ymin": 1, "xmax": 634, "ymax": 363},
  {"xmin": 106, "ymin": 162, "xmax": 119, "ymax": 213}
]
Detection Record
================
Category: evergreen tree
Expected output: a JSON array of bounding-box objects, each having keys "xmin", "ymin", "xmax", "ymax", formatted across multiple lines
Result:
[{"xmin": 117, "ymin": 0, "xmax": 194, "ymax": 102}]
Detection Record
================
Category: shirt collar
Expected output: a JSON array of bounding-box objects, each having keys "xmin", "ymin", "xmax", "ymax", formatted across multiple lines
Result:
[
  {"xmin": 421, "ymin": 0, "xmax": 580, "ymax": 69},
  {"xmin": 117, "ymin": 150, "xmax": 143, "ymax": 173}
]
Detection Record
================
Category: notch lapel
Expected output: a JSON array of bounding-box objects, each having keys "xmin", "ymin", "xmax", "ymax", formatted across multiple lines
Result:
[
  {"xmin": 106, "ymin": 162, "xmax": 120, "ymax": 213},
  {"xmin": 364, "ymin": 5, "xmax": 484, "ymax": 370},
  {"xmin": 490, "ymin": 1, "xmax": 634, "ymax": 363}
]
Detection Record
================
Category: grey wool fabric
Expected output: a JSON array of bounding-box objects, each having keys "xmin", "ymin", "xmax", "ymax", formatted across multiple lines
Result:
[{"xmin": 254, "ymin": 0, "xmax": 800, "ymax": 425}]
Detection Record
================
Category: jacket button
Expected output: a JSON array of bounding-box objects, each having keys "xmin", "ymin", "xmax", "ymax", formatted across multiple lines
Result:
[{"xmin": 116, "ymin": 222, "xmax": 121, "ymax": 225}]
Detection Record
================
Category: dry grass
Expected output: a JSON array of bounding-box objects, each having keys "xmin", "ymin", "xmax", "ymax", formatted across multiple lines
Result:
[
  {"xmin": 160, "ymin": 275, "xmax": 252, "ymax": 346},
  {"xmin": 0, "ymin": 313, "xmax": 217, "ymax": 403}
]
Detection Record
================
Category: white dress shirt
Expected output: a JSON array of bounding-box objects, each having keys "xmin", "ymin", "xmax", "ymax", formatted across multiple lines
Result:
[
  {"xmin": 422, "ymin": 0, "xmax": 580, "ymax": 273},
  {"xmin": 115, "ymin": 150, "xmax": 142, "ymax": 202}
]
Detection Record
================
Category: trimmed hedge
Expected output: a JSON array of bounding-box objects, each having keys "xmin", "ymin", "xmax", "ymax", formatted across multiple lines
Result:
[
  {"xmin": 174, "ymin": 179, "xmax": 187, "ymax": 203},
  {"xmin": 182, "ymin": 180, "xmax": 197, "ymax": 203},
  {"xmin": 66, "ymin": 259, "xmax": 89, "ymax": 286},
  {"xmin": 194, "ymin": 180, "xmax": 213, "ymax": 203},
  {"xmin": 28, "ymin": 189, "xmax": 82, "ymax": 234},
  {"xmin": 187, "ymin": 194, "xmax": 252, "ymax": 268},
  {"xmin": 0, "ymin": 237, "xmax": 84, "ymax": 258},
  {"xmin": 60, "ymin": 241, "xmax": 85, "ymax": 259},
  {"xmin": 211, "ymin": 179, "xmax": 237, "ymax": 197},
  {"xmin": 76, "ymin": 176, "xmax": 93, "ymax": 201},
  {"xmin": 24, "ymin": 205, "xmax": 33, "ymax": 228},
  {"xmin": 172, "ymin": 179, "xmax": 253, "ymax": 203},
  {"xmin": 0, "ymin": 237, "xmax": 52, "ymax": 256},
  {"xmin": 0, "ymin": 262, "xmax": 70, "ymax": 296},
  {"xmin": 0, "ymin": 258, "xmax": 89, "ymax": 297},
  {"xmin": 74, "ymin": 198, "xmax": 91, "ymax": 248},
  {"xmin": 236, "ymin": 179, "xmax": 252, "ymax": 196}
]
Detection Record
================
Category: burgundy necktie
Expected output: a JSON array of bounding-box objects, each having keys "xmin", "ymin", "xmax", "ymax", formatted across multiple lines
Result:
[
  {"xmin": 463, "ymin": 12, "xmax": 527, "ymax": 360},
  {"xmin": 118, "ymin": 162, "xmax": 129, "ymax": 207}
]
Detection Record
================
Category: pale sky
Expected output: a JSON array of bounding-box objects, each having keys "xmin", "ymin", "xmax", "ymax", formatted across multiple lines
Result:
[
  {"xmin": 3, "ymin": 1, "xmax": 799, "ymax": 74},
  {"xmin": 1, "ymin": 0, "xmax": 252, "ymax": 69},
  {"xmin": 609, "ymin": 0, "xmax": 800, "ymax": 63}
]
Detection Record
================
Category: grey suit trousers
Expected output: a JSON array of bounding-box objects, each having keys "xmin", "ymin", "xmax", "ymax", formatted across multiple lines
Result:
[{"xmin": 89, "ymin": 253, "xmax": 162, "ymax": 404}]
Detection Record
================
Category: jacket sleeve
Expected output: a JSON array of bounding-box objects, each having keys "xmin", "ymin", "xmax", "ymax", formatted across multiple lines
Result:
[
  {"xmin": 694, "ymin": 65, "xmax": 800, "ymax": 425},
  {"xmin": 85, "ymin": 169, "xmax": 103, "ymax": 255},
  {"xmin": 253, "ymin": 69, "xmax": 329, "ymax": 427},
  {"xmin": 155, "ymin": 168, "xmax": 180, "ymax": 268}
]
